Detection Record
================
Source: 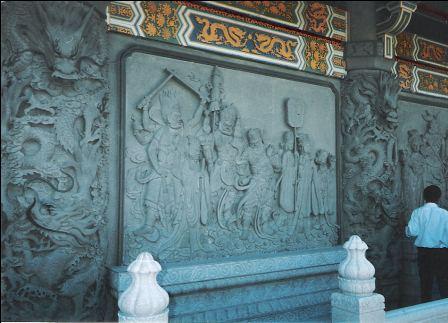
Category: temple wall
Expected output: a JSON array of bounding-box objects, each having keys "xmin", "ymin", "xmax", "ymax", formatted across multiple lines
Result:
[{"xmin": 1, "ymin": 1, "xmax": 447, "ymax": 321}]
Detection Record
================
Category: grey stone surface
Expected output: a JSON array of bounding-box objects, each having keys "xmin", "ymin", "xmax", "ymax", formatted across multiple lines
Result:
[
  {"xmin": 397, "ymin": 100, "xmax": 448, "ymax": 306},
  {"xmin": 121, "ymin": 51, "xmax": 339, "ymax": 265},
  {"xmin": 1, "ymin": 1, "xmax": 109, "ymax": 321},
  {"xmin": 332, "ymin": 292, "xmax": 385, "ymax": 323},
  {"xmin": 398, "ymin": 100, "xmax": 448, "ymax": 210},
  {"xmin": 110, "ymin": 247, "xmax": 345, "ymax": 322},
  {"xmin": 340, "ymin": 69, "xmax": 402, "ymax": 307},
  {"xmin": 2, "ymin": 1, "xmax": 447, "ymax": 321},
  {"xmin": 340, "ymin": 71, "xmax": 448, "ymax": 309}
]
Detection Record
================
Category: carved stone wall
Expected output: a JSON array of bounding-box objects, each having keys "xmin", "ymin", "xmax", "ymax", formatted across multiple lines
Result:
[
  {"xmin": 122, "ymin": 51, "xmax": 339, "ymax": 264},
  {"xmin": 341, "ymin": 70, "xmax": 402, "ymax": 306},
  {"xmin": 341, "ymin": 69, "xmax": 448, "ymax": 308},
  {"xmin": 397, "ymin": 100, "xmax": 448, "ymax": 306},
  {"xmin": 398, "ymin": 102, "xmax": 448, "ymax": 211},
  {"xmin": 1, "ymin": 2, "xmax": 109, "ymax": 321}
]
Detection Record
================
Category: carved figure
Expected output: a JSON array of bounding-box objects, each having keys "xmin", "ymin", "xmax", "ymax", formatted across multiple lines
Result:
[
  {"xmin": 238, "ymin": 128, "xmax": 276, "ymax": 240},
  {"xmin": 400, "ymin": 130, "xmax": 425, "ymax": 217},
  {"xmin": 292, "ymin": 134, "xmax": 315, "ymax": 236},
  {"xmin": 211, "ymin": 104, "xmax": 245, "ymax": 230},
  {"xmin": 136, "ymin": 89, "xmax": 204, "ymax": 252},
  {"xmin": 182, "ymin": 136, "xmax": 210, "ymax": 253},
  {"xmin": 421, "ymin": 111, "xmax": 444, "ymax": 189},
  {"xmin": 277, "ymin": 131, "xmax": 298, "ymax": 213},
  {"xmin": 327, "ymin": 153, "xmax": 337, "ymax": 216},
  {"xmin": 311, "ymin": 149, "xmax": 329, "ymax": 229}
]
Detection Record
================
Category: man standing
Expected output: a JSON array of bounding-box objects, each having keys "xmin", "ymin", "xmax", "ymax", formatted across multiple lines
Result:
[{"xmin": 406, "ymin": 185, "xmax": 448, "ymax": 302}]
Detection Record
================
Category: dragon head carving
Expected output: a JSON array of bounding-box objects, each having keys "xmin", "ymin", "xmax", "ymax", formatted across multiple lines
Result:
[
  {"xmin": 346, "ymin": 72, "xmax": 401, "ymax": 132},
  {"xmin": 13, "ymin": 2, "xmax": 104, "ymax": 81},
  {"xmin": 373, "ymin": 72, "xmax": 401, "ymax": 131},
  {"xmin": 36, "ymin": 2, "xmax": 94, "ymax": 79}
]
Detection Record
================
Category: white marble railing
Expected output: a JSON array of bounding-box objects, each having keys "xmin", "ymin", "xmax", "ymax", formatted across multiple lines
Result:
[
  {"xmin": 331, "ymin": 235, "xmax": 448, "ymax": 323},
  {"xmin": 119, "ymin": 238, "xmax": 447, "ymax": 323},
  {"xmin": 385, "ymin": 298, "xmax": 448, "ymax": 323}
]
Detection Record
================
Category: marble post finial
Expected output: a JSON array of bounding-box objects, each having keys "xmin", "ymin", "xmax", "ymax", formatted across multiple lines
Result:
[
  {"xmin": 118, "ymin": 252, "xmax": 169, "ymax": 322},
  {"xmin": 338, "ymin": 235, "xmax": 376, "ymax": 296}
]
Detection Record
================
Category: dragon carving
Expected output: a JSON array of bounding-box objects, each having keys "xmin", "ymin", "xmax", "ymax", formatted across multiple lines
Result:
[
  {"xmin": 341, "ymin": 71, "xmax": 401, "ymax": 288},
  {"xmin": 1, "ymin": 2, "xmax": 109, "ymax": 321}
]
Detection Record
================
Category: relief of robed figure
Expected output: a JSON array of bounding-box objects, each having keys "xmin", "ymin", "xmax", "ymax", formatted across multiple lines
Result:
[
  {"xmin": 134, "ymin": 88, "xmax": 205, "ymax": 255},
  {"xmin": 277, "ymin": 130, "xmax": 299, "ymax": 213}
]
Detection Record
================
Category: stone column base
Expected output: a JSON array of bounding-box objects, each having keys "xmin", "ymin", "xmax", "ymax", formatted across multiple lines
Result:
[
  {"xmin": 118, "ymin": 309, "xmax": 169, "ymax": 323},
  {"xmin": 331, "ymin": 292, "xmax": 385, "ymax": 323}
]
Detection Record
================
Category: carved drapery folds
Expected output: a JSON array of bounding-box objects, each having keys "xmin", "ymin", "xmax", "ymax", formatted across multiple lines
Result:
[
  {"xmin": 341, "ymin": 71, "xmax": 402, "ymax": 291},
  {"xmin": 1, "ymin": 2, "xmax": 109, "ymax": 321}
]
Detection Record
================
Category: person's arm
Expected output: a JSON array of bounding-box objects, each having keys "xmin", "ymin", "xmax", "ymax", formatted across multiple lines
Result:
[{"xmin": 405, "ymin": 209, "xmax": 419, "ymax": 237}]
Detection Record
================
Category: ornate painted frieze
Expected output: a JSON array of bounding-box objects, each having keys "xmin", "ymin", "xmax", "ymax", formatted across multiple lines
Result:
[
  {"xmin": 1, "ymin": 2, "xmax": 109, "ymax": 321},
  {"xmin": 395, "ymin": 32, "xmax": 448, "ymax": 69},
  {"xmin": 393, "ymin": 32, "xmax": 448, "ymax": 99},
  {"xmin": 177, "ymin": 8, "xmax": 305, "ymax": 69},
  {"xmin": 394, "ymin": 60, "xmax": 448, "ymax": 99},
  {"xmin": 122, "ymin": 52, "xmax": 339, "ymax": 264},
  {"xmin": 107, "ymin": 1, "xmax": 346, "ymax": 78},
  {"xmin": 204, "ymin": 1, "xmax": 348, "ymax": 42}
]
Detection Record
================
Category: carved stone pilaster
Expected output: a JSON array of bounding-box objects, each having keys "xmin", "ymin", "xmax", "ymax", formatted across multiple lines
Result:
[
  {"xmin": 1, "ymin": 1, "xmax": 109, "ymax": 321},
  {"xmin": 340, "ymin": 69, "xmax": 401, "ymax": 304},
  {"xmin": 345, "ymin": 41, "xmax": 395, "ymax": 71}
]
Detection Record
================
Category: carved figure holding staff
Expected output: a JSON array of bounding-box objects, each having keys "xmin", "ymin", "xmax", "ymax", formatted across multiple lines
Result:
[{"xmin": 134, "ymin": 72, "xmax": 205, "ymax": 252}]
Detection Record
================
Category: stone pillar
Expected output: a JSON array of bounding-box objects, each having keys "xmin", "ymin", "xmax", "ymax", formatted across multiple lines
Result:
[
  {"xmin": 348, "ymin": 2, "xmax": 377, "ymax": 42},
  {"xmin": 118, "ymin": 252, "xmax": 169, "ymax": 323},
  {"xmin": 331, "ymin": 235, "xmax": 385, "ymax": 323},
  {"xmin": 341, "ymin": 1, "xmax": 402, "ymax": 308}
]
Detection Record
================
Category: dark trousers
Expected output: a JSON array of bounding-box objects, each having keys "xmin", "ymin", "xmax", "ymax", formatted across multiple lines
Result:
[{"xmin": 417, "ymin": 247, "xmax": 448, "ymax": 302}]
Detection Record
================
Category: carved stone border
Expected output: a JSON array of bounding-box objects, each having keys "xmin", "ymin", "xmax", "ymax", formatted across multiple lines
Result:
[{"xmin": 111, "ymin": 247, "xmax": 345, "ymax": 292}]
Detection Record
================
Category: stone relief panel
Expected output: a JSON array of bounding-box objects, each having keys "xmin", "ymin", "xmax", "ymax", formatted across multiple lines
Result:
[
  {"xmin": 398, "ymin": 102, "xmax": 448, "ymax": 215},
  {"xmin": 397, "ymin": 101, "xmax": 448, "ymax": 306},
  {"xmin": 122, "ymin": 52, "xmax": 338, "ymax": 264},
  {"xmin": 1, "ymin": 2, "xmax": 109, "ymax": 321}
]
